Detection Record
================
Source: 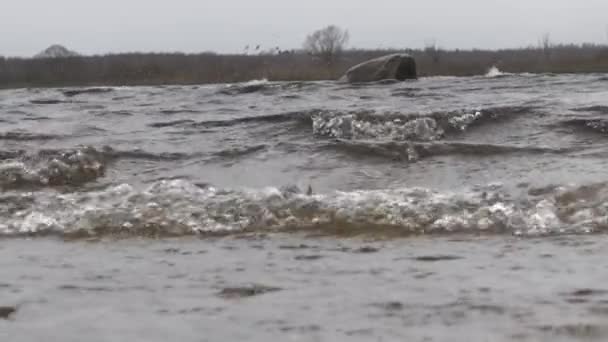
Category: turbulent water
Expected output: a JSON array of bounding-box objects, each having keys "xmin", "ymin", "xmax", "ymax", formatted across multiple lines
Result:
[{"xmin": 3, "ymin": 72, "xmax": 608, "ymax": 341}]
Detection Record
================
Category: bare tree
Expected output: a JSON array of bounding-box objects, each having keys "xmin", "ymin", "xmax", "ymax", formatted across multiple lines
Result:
[
  {"xmin": 303, "ymin": 25, "xmax": 350, "ymax": 64},
  {"xmin": 424, "ymin": 38, "xmax": 441, "ymax": 64},
  {"xmin": 540, "ymin": 33, "xmax": 551, "ymax": 60}
]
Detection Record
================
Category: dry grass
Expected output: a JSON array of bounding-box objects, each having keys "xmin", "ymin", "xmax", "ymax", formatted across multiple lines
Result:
[{"xmin": 1, "ymin": 44, "xmax": 608, "ymax": 89}]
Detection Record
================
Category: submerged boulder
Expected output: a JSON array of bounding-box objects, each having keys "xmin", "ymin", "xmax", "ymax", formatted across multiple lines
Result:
[{"xmin": 340, "ymin": 54, "xmax": 417, "ymax": 83}]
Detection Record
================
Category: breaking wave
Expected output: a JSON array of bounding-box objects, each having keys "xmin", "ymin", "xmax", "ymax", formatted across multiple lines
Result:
[
  {"xmin": 62, "ymin": 88, "xmax": 114, "ymax": 97},
  {"xmin": 0, "ymin": 146, "xmax": 210, "ymax": 190},
  {"xmin": 0, "ymin": 146, "xmax": 107, "ymax": 189},
  {"xmin": 311, "ymin": 107, "xmax": 531, "ymax": 141},
  {"xmin": 485, "ymin": 66, "xmax": 511, "ymax": 78},
  {"xmin": 155, "ymin": 107, "xmax": 531, "ymax": 142},
  {"xmin": 2, "ymin": 179, "xmax": 608, "ymax": 238},
  {"xmin": 217, "ymin": 79, "xmax": 318, "ymax": 96}
]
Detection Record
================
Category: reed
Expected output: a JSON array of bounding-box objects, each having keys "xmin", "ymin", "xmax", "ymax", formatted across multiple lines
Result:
[{"xmin": 1, "ymin": 44, "xmax": 607, "ymax": 89}]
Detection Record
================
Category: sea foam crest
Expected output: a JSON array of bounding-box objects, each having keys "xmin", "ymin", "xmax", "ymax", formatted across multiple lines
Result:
[
  {"xmin": 311, "ymin": 109, "xmax": 497, "ymax": 141},
  {"xmin": 2, "ymin": 179, "xmax": 608, "ymax": 238},
  {"xmin": 312, "ymin": 111, "xmax": 443, "ymax": 141},
  {"xmin": 0, "ymin": 146, "xmax": 107, "ymax": 189}
]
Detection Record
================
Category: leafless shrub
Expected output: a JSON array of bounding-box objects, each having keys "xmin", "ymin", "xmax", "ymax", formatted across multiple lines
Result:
[
  {"xmin": 540, "ymin": 33, "xmax": 552, "ymax": 60},
  {"xmin": 1, "ymin": 44, "xmax": 608, "ymax": 88},
  {"xmin": 303, "ymin": 25, "xmax": 350, "ymax": 65}
]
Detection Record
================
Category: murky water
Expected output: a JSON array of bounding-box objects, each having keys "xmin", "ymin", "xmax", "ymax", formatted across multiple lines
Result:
[{"xmin": 2, "ymin": 72, "xmax": 608, "ymax": 340}]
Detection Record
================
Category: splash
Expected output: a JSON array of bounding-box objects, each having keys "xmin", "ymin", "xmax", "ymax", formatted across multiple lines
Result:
[
  {"xmin": 2, "ymin": 179, "xmax": 608, "ymax": 238},
  {"xmin": 310, "ymin": 109, "xmax": 513, "ymax": 141},
  {"xmin": 485, "ymin": 66, "xmax": 511, "ymax": 78},
  {"xmin": 0, "ymin": 146, "xmax": 108, "ymax": 190}
]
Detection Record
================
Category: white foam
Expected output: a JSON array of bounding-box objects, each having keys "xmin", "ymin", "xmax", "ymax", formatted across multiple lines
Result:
[
  {"xmin": 2, "ymin": 179, "xmax": 608, "ymax": 237},
  {"xmin": 243, "ymin": 78, "xmax": 269, "ymax": 86},
  {"xmin": 485, "ymin": 66, "xmax": 511, "ymax": 78},
  {"xmin": 312, "ymin": 112, "xmax": 444, "ymax": 141}
]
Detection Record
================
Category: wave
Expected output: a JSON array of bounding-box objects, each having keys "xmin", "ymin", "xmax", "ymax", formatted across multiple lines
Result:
[
  {"xmin": 0, "ymin": 146, "xmax": 211, "ymax": 190},
  {"xmin": 218, "ymin": 80, "xmax": 319, "ymax": 96},
  {"xmin": 323, "ymin": 141, "xmax": 570, "ymax": 162},
  {"xmin": 391, "ymin": 88, "xmax": 439, "ymax": 98},
  {"xmin": 0, "ymin": 132, "xmax": 64, "ymax": 141},
  {"xmin": 94, "ymin": 110, "xmax": 134, "ymax": 117},
  {"xmin": 191, "ymin": 111, "xmax": 313, "ymax": 128},
  {"xmin": 30, "ymin": 99, "xmax": 69, "ymax": 105},
  {"xmin": 313, "ymin": 113, "xmax": 444, "ymax": 141},
  {"xmin": 211, "ymin": 144, "xmax": 268, "ymax": 159},
  {"xmin": 0, "ymin": 146, "xmax": 107, "ymax": 190},
  {"xmin": 571, "ymin": 106, "xmax": 608, "ymax": 114},
  {"xmin": 311, "ymin": 106, "xmax": 532, "ymax": 141},
  {"xmin": 2, "ymin": 179, "xmax": 608, "ymax": 238},
  {"xmin": 166, "ymin": 106, "xmax": 531, "ymax": 142},
  {"xmin": 148, "ymin": 119, "xmax": 197, "ymax": 128},
  {"xmin": 218, "ymin": 79, "xmax": 272, "ymax": 95},
  {"xmin": 62, "ymin": 88, "xmax": 114, "ymax": 97},
  {"xmin": 159, "ymin": 109, "xmax": 202, "ymax": 115},
  {"xmin": 483, "ymin": 67, "xmax": 537, "ymax": 79},
  {"xmin": 485, "ymin": 66, "xmax": 511, "ymax": 78},
  {"xmin": 104, "ymin": 149, "xmax": 197, "ymax": 161},
  {"xmin": 561, "ymin": 119, "xmax": 608, "ymax": 134}
]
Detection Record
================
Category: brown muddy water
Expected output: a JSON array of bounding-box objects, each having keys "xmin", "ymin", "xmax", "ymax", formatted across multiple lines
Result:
[{"xmin": 2, "ymin": 71, "xmax": 608, "ymax": 340}]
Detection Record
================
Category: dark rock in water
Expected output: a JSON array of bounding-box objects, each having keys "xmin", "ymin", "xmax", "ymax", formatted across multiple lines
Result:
[
  {"xmin": 218, "ymin": 284, "xmax": 282, "ymax": 299},
  {"xmin": 0, "ymin": 306, "xmax": 16, "ymax": 319},
  {"xmin": 340, "ymin": 54, "xmax": 417, "ymax": 83}
]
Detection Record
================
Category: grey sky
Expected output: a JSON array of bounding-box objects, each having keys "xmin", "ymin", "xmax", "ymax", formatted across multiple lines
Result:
[{"xmin": 2, "ymin": 0, "xmax": 608, "ymax": 57}]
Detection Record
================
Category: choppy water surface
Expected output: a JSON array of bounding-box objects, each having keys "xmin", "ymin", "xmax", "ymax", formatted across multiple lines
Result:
[{"xmin": 2, "ymin": 73, "xmax": 608, "ymax": 340}]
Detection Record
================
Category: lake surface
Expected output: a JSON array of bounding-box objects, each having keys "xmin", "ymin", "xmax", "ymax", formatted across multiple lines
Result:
[{"xmin": 2, "ymin": 72, "xmax": 608, "ymax": 340}]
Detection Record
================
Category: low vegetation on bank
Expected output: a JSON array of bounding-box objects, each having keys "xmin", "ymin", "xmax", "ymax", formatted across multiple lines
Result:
[{"xmin": 1, "ymin": 25, "xmax": 608, "ymax": 88}]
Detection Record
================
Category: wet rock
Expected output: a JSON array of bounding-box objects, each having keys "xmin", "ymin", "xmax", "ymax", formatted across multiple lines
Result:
[
  {"xmin": 0, "ymin": 306, "xmax": 16, "ymax": 319},
  {"xmin": 218, "ymin": 284, "xmax": 282, "ymax": 299},
  {"xmin": 340, "ymin": 54, "xmax": 417, "ymax": 83}
]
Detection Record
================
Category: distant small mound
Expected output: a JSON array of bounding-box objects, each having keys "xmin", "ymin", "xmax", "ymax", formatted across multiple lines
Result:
[{"xmin": 34, "ymin": 45, "xmax": 79, "ymax": 59}]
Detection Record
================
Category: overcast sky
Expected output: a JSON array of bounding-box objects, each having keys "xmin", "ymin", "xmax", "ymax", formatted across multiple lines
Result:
[{"xmin": 2, "ymin": 0, "xmax": 608, "ymax": 56}]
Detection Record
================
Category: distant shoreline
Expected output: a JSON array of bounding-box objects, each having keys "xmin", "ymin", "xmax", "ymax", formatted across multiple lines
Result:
[{"xmin": 1, "ymin": 45, "xmax": 608, "ymax": 89}]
